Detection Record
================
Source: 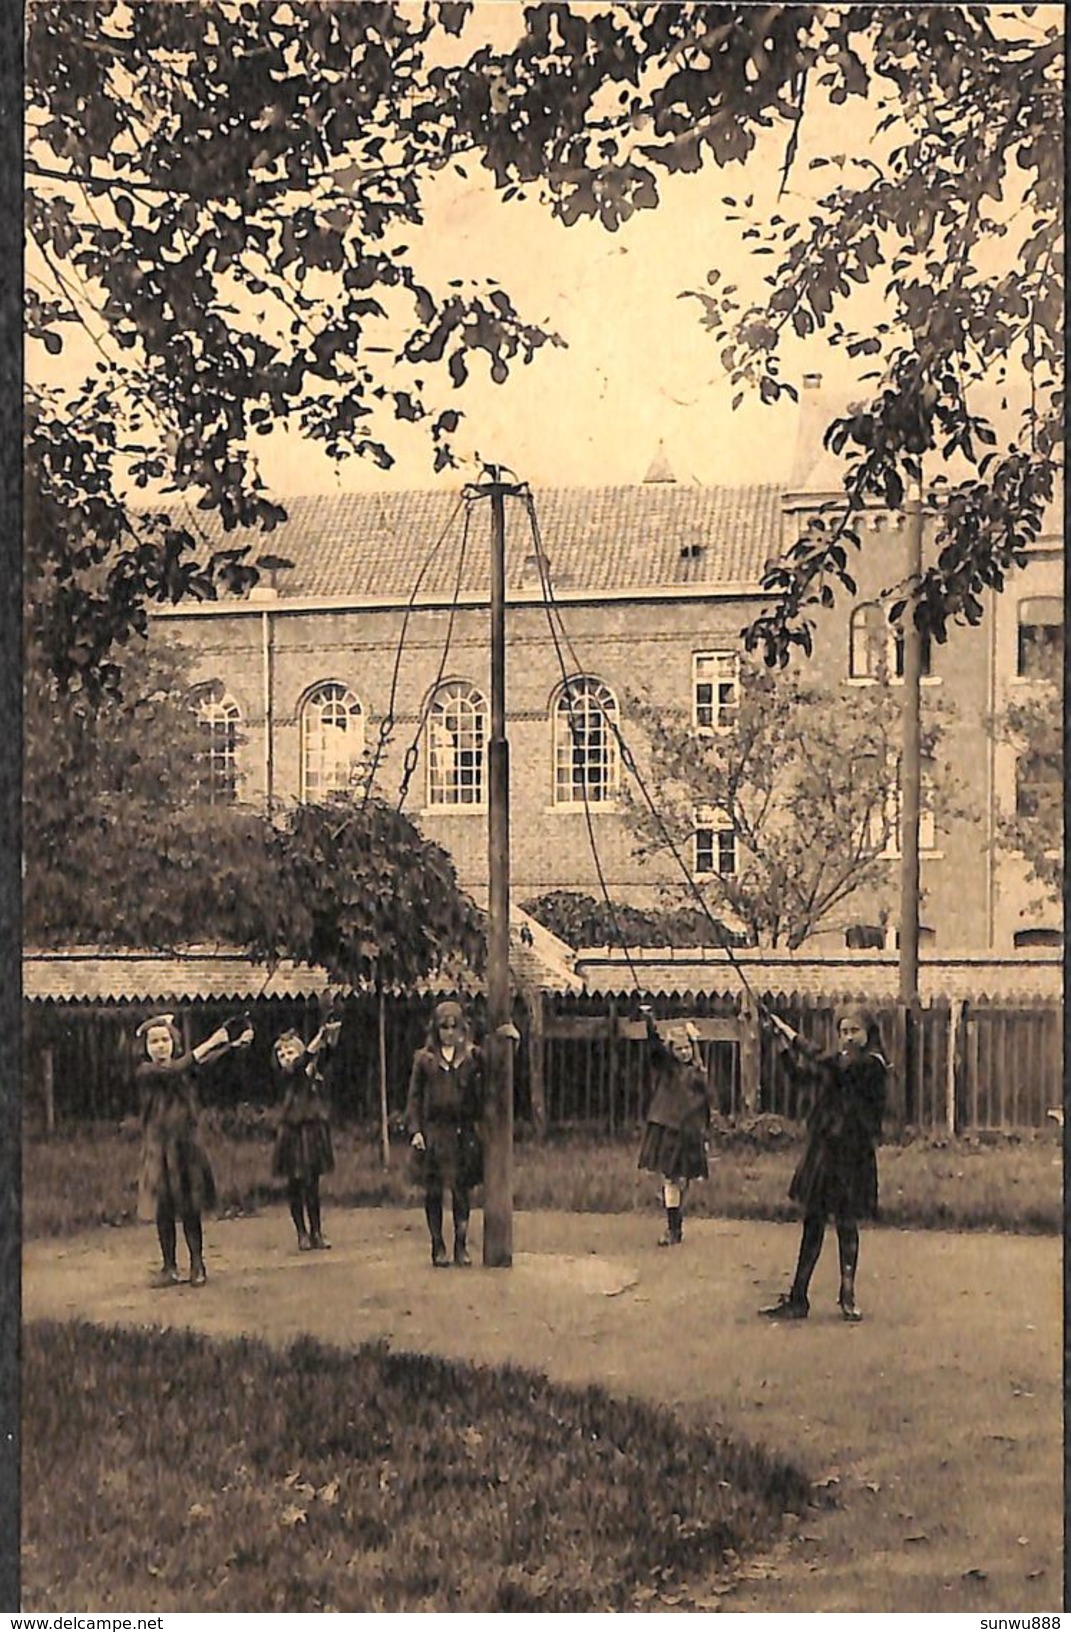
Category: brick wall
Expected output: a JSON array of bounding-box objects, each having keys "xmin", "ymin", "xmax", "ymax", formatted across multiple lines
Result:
[{"xmin": 156, "ymin": 512, "xmax": 1061, "ymax": 955}]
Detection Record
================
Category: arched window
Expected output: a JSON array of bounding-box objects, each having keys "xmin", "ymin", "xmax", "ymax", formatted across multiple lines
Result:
[
  {"xmin": 553, "ymin": 677, "xmax": 619, "ymax": 806},
  {"xmin": 849, "ymin": 603, "xmax": 887, "ymax": 679},
  {"xmin": 193, "ymin": 684, "xmax": 241, "ymax": 804},
  {"xmin": 300, "ymin": 683, "xmax": 364, "ymax": 801},
  {"xmin": 427, "ymin": 681, "xmax": 486, "ymax": 807}
]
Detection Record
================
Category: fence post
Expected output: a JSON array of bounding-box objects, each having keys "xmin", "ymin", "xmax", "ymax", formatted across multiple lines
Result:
[
  {"xmin": 739, "ymin": 998, "xmax": 760, "ymax": 1116},
  {"xmin": 42, "ymin": 1045, "xmax": 55, "ymax": 1139},
  {"xmin": 946, "ymin": 999, "xmax": 961, "ymax": 1136},
  {"xmin": 527, "ymin": 993, "xmax": 547, "ymax": 1138},
  {"xmin": 377, "ymin": 988, "xmax": 390, "ymax": 1169}
]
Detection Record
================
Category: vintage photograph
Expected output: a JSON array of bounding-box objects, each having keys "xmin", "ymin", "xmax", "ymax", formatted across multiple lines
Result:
[{"xmin": 19, "ymin": 0, "xmax": 1063, "ymax": 1615}]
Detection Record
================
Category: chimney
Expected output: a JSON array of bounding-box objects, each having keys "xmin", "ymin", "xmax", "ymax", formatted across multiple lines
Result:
[
  {"xmin": 521, "ymin": 548, "xmax": 550, "ymax": 588},
  {"xmin": 643, "ymin": 442, "xmax": 676, "ymax": 484}
]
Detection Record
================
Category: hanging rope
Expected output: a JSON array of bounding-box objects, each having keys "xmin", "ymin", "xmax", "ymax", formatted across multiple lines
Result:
[
  {"xmin": 361, "ymin": 493, "xmax": 467, "ymax": 809},
  {"xmin": 396, "ymin": 498, "xmax": 473, "ymax": 812},
  {"xmin": 523, "ymin": 502, "xmax": 644, "ymax": 995},
  {"xmin": 523, "ymin": 491, "xmax": 771, "ymax": 1019}
]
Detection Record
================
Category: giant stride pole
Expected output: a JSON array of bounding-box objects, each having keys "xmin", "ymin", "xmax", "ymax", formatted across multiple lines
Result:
[
  {"xmin": 481, "ymin": 469, "xmax": 519, "ymax": 1267},
  {"xmin": 898, "ymin": 487, "xmax": 924, "ymax": 1118}
]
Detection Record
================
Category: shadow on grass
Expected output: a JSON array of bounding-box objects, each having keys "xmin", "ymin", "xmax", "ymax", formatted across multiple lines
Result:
[{"xmin": 23, "ymin": 1320, "xmax": 811, "ymax": 1613}]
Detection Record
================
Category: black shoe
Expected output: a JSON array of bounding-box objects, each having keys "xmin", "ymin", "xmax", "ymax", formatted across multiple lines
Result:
[
  {"xmin": 431, "ymin": 1238, "xmax": 450, "ymax": 1268},
  {"xmin": 189, "ymin": 1260, "xmax": 207, "ymax": 1288},
  {"xmin": 657, "ymin": 1232, "xmax": 683, "ymax": 1247},
  {"xmin": 838, "ymin": 1294, "xmax": 863, "ymax": 1322},
  {"xmin": 760, "ymin": 1292, "xmax": 809, "ymax": 1320},
  {"xmin": 310, "ymin": 1232, "xmax": 331, "ymax": 1251},
  {"xmin": 454, "ymin": 1238, "xmax": 472, "ymax": 1267},
  {"xmin": 150, "ymin": 1266, "xmax": 180, "ymax": 1289},
  {"xmin": 297, "ymin": 1229, "xmax": 312, "ymax": 1252}
]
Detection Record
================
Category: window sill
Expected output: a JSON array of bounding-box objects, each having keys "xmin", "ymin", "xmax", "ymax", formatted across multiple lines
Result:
[
  {"xmin": 845, "ymin": 676, "xmax": 942, "ymax": 688},
  {"xmin": 417, "ymin": 804, "xmax": 487, "ymax": 816},
  {"xmin": 548, "ymin": 802, "xmax": 622, "ymax": 814}
]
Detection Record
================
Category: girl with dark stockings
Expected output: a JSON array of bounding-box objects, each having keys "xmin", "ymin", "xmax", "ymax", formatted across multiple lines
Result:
[
  {"xmin": 406, "ymin": 1001, "xmax": 486, "ymax": 1267},
  {"xmin": 136, "ymin": 1011, "xmax": 253, "ymax": 1287},
  {"xmin": 761, "ymin": 1007, "xmax": 888, "ymax": 1322},
  {"xmin": 271, "ymin": 1010, "xmax": 342, "ymax": 1251}
]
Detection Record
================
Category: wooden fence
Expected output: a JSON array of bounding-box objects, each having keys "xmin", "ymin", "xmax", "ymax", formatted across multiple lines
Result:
[
  {"xmin": 22, "ymin": 988, "xmax": 1062, "ymax": 1135},
  {"xmin": 539, "ymin": 991, "xmax": 1063, "ymax": 1134}
]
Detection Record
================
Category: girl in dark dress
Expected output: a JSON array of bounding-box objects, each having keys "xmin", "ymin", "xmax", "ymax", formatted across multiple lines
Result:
[
  {"xmin": 136, "ymin": 1010, "xmax": 253, "ymax": 1287},
  {"xmin": 406, "ymin": 1000, "xmax": 485, "ymax": 1267},
  {"xmin": 271, "ymin": 1008, "xmax": 342, "ymax": 1251},
  {"xmin": 761, "ymin": 1005, "xmax": 889, "ymax": 1322},
  {"xmin": 637, "ymin": 1010, "xmax": 711, "ymax": 1246}
]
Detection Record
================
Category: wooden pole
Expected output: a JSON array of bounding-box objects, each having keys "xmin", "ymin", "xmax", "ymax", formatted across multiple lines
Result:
[
  {"xmin": 482, "ymin": 472, "xmax": 520, "ymax": 1267},
  {"xmin": 899, "ymin": 488, "xmax": 924, "ymax": 1123}
]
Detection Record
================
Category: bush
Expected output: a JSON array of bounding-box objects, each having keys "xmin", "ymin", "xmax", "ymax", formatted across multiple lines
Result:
[{"xmin": 22, "ymin": 1321, "xmax": 810, "ymax": 1612}]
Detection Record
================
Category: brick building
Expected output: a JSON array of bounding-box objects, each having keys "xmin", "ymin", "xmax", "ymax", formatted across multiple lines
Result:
[{"xmin": 153, "ymin": 448, "xmax": 1062, "ymax": 958}]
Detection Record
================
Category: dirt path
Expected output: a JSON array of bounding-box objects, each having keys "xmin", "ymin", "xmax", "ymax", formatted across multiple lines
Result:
[{"xmin": 23, "ymin": 1207, "xmax": 1063, "ymax": 1613}]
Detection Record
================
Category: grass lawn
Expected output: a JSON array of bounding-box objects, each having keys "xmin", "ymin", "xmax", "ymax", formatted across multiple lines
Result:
[
  {"xmin": 22, "ymin": 1321, "xmax": 810, "ymax": 1613},
  {"xmin": 22, "ymin": 1119, "xmax": 1062, "ymax": 1240}
]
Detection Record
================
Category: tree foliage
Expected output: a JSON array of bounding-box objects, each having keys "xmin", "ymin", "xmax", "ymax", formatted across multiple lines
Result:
[
  {"xmin": 453, "ymin": 3, "xmax": 1063, "ymax": 660},
  {"xmin": 27, "ymin": 4, "xmax": 1063, "ymax": 696},
  {"xmin": 25, "ymin": 0, "xmax": 561, "ymax": 695},
  {"xmin": 24, "ymin": 626, "xmax": 486, "ymax": 983},
  {"xmin": 521, "ymin": 890, "xmax": 744, "ymax": 951},
  {"xmin": 252, "ymin": 800, "xmax": 487, "ymax": 991},
  {"xmin": 624, "ymin": 666, "xmax": 957, "ymax": 950}
]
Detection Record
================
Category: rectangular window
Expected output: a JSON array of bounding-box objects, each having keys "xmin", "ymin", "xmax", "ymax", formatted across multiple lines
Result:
[
  {"xmin": 1016, "ymin": 750, "xmax": 1062, "ymax": 821},
  {"xmin": 874, "ymin": 765, "xmax": 937, "ymax": 855},
  {"xmin": 694, "ymin": 652, "xmax": 739, "ymax": 730},
  {"xmin": 695, "ymin": 809, "xmax": 736, "ymax": 877},
  {"xmin": 1017, "ymin": 597, "xmax": 1063, "ymax": 679}
]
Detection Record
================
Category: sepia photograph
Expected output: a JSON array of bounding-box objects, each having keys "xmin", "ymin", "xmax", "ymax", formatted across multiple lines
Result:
[{"xmin": 16, "ymin": 0, "xmax": 1064, "ymax": 1616}]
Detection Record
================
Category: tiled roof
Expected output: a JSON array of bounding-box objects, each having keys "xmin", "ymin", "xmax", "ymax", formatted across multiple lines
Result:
[
  {"xmin": 574, "ymin": 949, "xmax": 1062, "ymax": 1004},
  {"xmin": 23, "ymin": 911, "xmax": 582, "ymax": 1002},
  {"xmin": 187, "ymin": 484, "xmax": 784, "ymax": 602},
  {"xmin": 23, "ymin": 950, "xmax": 334, "ymax": 1004}
]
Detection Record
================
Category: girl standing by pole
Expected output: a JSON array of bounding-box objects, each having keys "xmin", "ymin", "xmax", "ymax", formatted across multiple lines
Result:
[
  {"xmin": 637, "ymin": 1008, "xmax": 711, "ymax": 1246},
  {"xmin": 406, "ymin": 1000, "xmax": 485, "ymax": 1267},
  {"xmin": 760, "ymin": 1006, "xmax": 889, "ymax": 1321},
  {"xmin": 136, "ymin": 1010, "xmax": 253, "ymax": 1287},
  {"xmin": 271, "ymin": 1004, "xmax": 343, "ymax": 1251}
]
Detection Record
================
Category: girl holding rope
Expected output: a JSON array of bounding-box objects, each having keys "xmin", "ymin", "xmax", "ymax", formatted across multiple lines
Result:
[
  {"xmin": 760, "ymin": 1006, "xmax": 889, "ymax": 1322},
  {"xmin": 637, "ymin": 1007, "xmax": 711, "ymax": 1246}
]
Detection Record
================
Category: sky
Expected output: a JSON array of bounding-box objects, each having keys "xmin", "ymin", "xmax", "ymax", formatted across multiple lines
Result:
[
  {"xmin": 29, "ymin": 2, "xmax": 1058, "ymax": 499},
  {"xmin": 263, "ymin": 49, "xmax": 862, "ymax": 496},
  {"xmin": 258, "ymin": 0, "xmax": 1056, "ymax": 497}
]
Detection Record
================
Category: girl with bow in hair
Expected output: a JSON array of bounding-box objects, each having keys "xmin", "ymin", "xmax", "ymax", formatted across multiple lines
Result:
[
  {"xmin": 135, "ymin": 1010, "xmax": 253, "ymax": 1287},
  {"xmin": 637, "ymin": 1008, "xmax": 712, "ymax": 1247},
  {"xmin": 760, "ymin": 1005, "xmax": 889, "ymax": 1322},
  {"xmin": 406, "ymin": 1000, "xmax": 486, "ymax": 1267}
]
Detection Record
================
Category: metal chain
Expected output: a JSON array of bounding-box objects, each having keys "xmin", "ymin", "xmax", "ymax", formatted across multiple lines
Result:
[{"xmin": 524, "ymin": 492, "xmax": 770, "ymax": 1019}]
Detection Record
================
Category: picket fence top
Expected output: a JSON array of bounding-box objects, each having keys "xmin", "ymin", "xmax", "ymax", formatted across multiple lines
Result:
[{"xmin": 571, "ymin": 948, "xmax": 1062, "ymax": 1004}]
